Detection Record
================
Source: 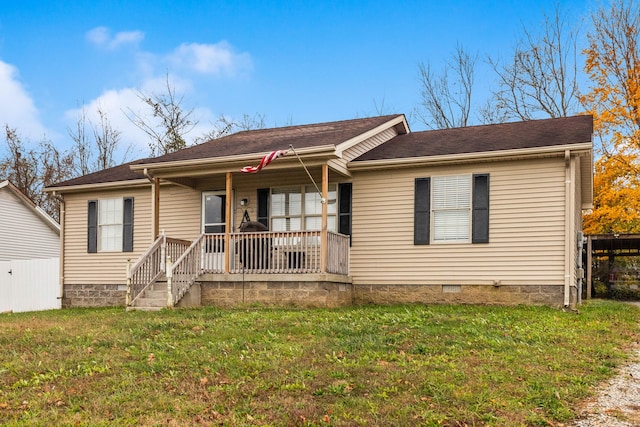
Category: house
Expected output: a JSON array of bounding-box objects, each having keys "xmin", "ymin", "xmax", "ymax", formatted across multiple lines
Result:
[
  {"xmin": 45, "ymin": 114, "xmax": 593, "ymax": 309},
  {"xmin": 0, "ymin": 180, "xmax": 61, "ymax": 312}
]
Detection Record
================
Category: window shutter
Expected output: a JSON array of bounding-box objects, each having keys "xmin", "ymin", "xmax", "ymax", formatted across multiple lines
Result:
[
  {"xmin": 472, "ymin": 174, "xmax": 489, "ymax": 243},
  {"xmin": 123, "ymin": 197, "xmax": 134, "ymax": 252},
  {"xmin": 257, "ymin": 188, "xmax": 269, "ymax": 228},
  {"xmin": 414, "ymin": 178, "xmax": 430, "ymax": 245},
  {"xmin": 338, "ymin": 183, "xmax": 352, "ymax": 244},
  {"xmin": 87, "ymin": 200, "xmax": 98, "ymax": 253}
]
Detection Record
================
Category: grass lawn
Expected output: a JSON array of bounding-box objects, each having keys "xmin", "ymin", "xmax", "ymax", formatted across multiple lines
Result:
[{"xmin": 0, "ymin": 301, "xmax": 639, "ymax": 426}]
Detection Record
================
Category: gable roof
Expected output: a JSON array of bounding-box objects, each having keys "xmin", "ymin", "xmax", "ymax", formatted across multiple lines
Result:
[
  {"xmin": 0, "ymin": 180, "xmax": 60, "ymax": 233},
  {"xmin": 139, "ymin": 114, "xmax": 405, "ymax": 164},
  {"xmin": 46, "ymin": 114, "xmax": 593, "ymax": 193},
  {"xmin": 353, "ymin": 115, "xmax": 593, "ymax": 162},
  {"xmin": 47, "ymin": 115, "xmax": 406, "ymax": 190}
]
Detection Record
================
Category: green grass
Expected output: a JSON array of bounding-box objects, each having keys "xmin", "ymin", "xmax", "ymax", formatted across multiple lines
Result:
[{"xmin": 0, "ymin": 301, "xmax": 638, "ymax": 426}]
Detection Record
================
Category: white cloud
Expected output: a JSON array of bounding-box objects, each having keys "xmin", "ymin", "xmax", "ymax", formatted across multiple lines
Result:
[
  {"xmin": 168, "ymin": 42, "xmax": 252, "ymax": 76},
  {"xmin": 86, "ymin": 26, "xmax": 144, "ymax": 50},
  {"xmin": 0, "ymin": 61, "xmax": 49, "ymax": 139},
  {"xmin": 64, "ymin": 84, "xmax": 218, "ymax": 159}
]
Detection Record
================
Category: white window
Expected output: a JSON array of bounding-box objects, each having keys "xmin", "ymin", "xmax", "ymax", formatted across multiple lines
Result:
[
  {"xmin": 98, "ymin": 198, "xmax": 123, "ymax": 251},
  {"xmin": 432, "ymin": 175, "xmax": 471, "ymax": 243},
  {"xmin": 270, "ymin": 185, "xmax": 336, "ymax": 232}
]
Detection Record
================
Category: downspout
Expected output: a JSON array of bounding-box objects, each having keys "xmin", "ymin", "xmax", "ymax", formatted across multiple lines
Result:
[
  {"xmin": 52, "ymin": 191, "xmax": 65, "ymax": 301},
  {"xmin": 564, "ymin": 150, "xmax": 572, "ymax": 307}
]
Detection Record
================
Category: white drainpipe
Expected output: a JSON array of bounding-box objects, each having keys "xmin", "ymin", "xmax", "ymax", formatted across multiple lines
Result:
[{"xmin": 564, "ymin": 150, "xmax": 572, "ymax": 308}]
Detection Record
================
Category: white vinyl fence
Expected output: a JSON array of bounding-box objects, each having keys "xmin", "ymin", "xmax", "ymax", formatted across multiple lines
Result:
[{"xmin": 0, "ymin": 258, "xmax": 60, "ymax": 313}]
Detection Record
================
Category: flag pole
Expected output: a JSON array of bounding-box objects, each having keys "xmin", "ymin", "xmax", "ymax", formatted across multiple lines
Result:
[{"xmin": 288, "ymin": 144, "xmax": 325, "ymax": 203}]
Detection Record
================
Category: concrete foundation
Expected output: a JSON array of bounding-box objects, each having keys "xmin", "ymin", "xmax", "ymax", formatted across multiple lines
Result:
[
  {"xmin": 199, "ymin": 273, "xmax": 353, "ymax": 308},
  {"xmin": 354, "ymin": 283, "xmax": 566, "ymax": 307},
  {"xmin": 61, "ymin": 280, "xmax": 567, "ymax": 309},
  {"xmin": 62, "ymin": 284, "xmax": 126, "ymax": 308}
]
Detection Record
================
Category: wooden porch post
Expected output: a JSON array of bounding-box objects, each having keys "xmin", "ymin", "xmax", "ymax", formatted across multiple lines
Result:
[
  {"xmin": 586, "ymin": 235, "xmax": 592, "ymax": 300},
  {"xmin": 225, "ymin": 172, "xmax": 232, "ymax": 273},
  {"xmin": 153, "ymin": 177, "xmax": 160, "ymax": 238},
  {"xmin": 321, "ymin": 164, "xmax": 328, "ymax": 272}
]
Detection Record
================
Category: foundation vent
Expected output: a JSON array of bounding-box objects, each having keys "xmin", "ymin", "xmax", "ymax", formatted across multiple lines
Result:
[{"xmin": 442, "ymin": 285, "xmax": 462, "ymax": 293}]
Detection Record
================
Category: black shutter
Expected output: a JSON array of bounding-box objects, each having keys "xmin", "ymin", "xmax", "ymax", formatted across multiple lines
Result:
[
  {"xmin": 338, "ymin": 183, "xmax": 352, "ymax": 244},
  {"xmin": 257, "ymin": 188, "xmax": 269, "ymax": 228},
  {"xmin": 472, "ymin": 174, "xmax": 490, "ymax": 243},
  {"xmin": 123, "ymin": 197, "xmax": 134, "ymax": 252},
  {"xmin": 87, "ymin": 200, "xmax": 97, "ymax": 253},
  {"xmin": 414, "ymin": 178, "xmax": 430, "ymax": 245}
]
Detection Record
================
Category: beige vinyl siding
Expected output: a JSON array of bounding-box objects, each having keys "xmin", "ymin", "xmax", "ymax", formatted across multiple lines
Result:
[
  {"xmin": 350, "ymin": 157, "xmax": 567, "ymax": 286},
  {"xmin": 342, "ymin": 127, "xmax": 399, "ymax": 161},
  {"xmin": 63, "ymin": 186, "xmax": 152, "ymax": 285},
  {"xmin": 158, "ymin": 184, "xmax": 202, "ymax": 240},
  {"xmin": 0, "ymin": 188, "xmax": 59, "ymax": 261}
]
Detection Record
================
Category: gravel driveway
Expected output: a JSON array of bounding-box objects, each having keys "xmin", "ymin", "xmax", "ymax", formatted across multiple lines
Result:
[{"xmin": 568, "ymin": 302, "xmax": 640, "ymax": 427}]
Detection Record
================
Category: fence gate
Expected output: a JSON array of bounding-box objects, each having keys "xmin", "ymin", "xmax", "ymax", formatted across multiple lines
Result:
[{"xmin": 0, "ymin": 258, "xmax": 60, "ymax": 313}]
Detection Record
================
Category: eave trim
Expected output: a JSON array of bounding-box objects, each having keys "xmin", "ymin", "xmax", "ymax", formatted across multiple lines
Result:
[{"xmin": 348, "ymin": 142, "xmax": 593, "ymax": 171}]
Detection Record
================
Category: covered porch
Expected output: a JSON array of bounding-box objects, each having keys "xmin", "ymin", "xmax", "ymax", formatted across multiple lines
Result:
[{"xmin": 127, "ymin": 152, "xmax": 353, "ymax": 309}]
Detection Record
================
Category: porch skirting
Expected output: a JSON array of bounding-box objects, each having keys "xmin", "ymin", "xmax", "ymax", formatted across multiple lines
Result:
[
  {"xmin": 353, "ymin": 283, "xmax": 566, "ymax": 307},
  {"xmin": 199, "ymin": 273, "xmax": 353, "ymax": 308}
]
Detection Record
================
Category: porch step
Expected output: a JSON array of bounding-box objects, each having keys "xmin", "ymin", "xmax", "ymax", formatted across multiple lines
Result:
[{"xmin": 130, "ymin": 281, "xmax": 168, "ymax": 310}]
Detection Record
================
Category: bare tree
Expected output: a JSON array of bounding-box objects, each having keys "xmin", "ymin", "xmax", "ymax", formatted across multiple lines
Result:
[
  {"xmin": 195, "ymin": 113, "xmax": 267, "ymax": 143},
  {"xmin": 92, "ymin": 105, "xmax": 126, "ymax": 170},
  {"xmin": 415, "ymin": 44, "xmax": 477, "ymax": 129},
  {"xmin": 1, "ymin": 125, "xmax": 74, "ymax": 221},
  {"xmin": 68, "ymin": 104, "xmax": 130, "ymax": 174},
  {"xmin": 488, "ymin": 5, "xmax": 581, "ymax": 121},
  {"xmin": 67, "ymin": 105, "xmax": 92, "ymax": 176},
  {"xmin": 125, "ymin": 75, "xmax": 198, "ymax": 156},
  {"xmin": 1, "ymin": 125, "xmax": 40, "ymax": 201}
]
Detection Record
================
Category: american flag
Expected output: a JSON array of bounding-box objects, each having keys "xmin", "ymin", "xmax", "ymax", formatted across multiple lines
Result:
[{"xmin": 240, "ymin": 150, "xmax": 288, "ymax": 173}]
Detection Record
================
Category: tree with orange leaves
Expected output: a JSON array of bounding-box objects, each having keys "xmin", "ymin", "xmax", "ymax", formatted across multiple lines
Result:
[{"xmin": 582, "ymin": 0, "xmax": 640, "ymax": 234}]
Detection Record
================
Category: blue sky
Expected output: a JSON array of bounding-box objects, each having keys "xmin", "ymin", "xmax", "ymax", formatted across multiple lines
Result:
[{"xmin": 0, "ymin": 0, "xmax": 591, "ymax": 160}]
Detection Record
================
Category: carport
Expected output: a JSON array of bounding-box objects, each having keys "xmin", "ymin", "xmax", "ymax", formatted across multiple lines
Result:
[{"xmin": 586, "ymin": 233, "xmax": 640, "ymax": 299}]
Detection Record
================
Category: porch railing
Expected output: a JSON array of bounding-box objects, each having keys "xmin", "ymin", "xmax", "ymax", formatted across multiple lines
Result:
[
  {"xmin": 168, "ymin": 234, "xmax": 206, "ymax": 306},
  {"xmin": 134, "ymin": 230, "xmax": 350, "ymax": 307},
  {"xmin": 194, "ymin": 230, "xmax": 350, "ymax": 275},
  {"xmin": 126, "ymin": 234, "xmax": 190, "ymax": 307}
]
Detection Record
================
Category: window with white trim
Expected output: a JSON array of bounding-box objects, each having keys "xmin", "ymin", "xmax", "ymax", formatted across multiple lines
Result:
[
  {"xmin": 270, "ymin": 185, "xmax": 336, "ymax": 232},
  {"xmin": 98, "ymin": 198, "xmax": 123, "ymax": 251},
  {"xmin": 432, "ymin": 175, "xmax": 471, "ymax": 243}
]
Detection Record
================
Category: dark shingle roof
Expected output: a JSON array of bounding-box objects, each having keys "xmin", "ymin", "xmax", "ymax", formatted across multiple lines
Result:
[
  {"xmin": 47, "ymin": 159, "xmax": 150, "ymax": 188},
  {"xmin": 49, "ymin": 115, "xmax": 403, "ymax": 188},
  {"xmin": 354, "ymin": 115, "xmax": 593, "ymax": 162},
  {"xmin": 142, "ymin": 114, "xmax": 404, "ymax": 164}
]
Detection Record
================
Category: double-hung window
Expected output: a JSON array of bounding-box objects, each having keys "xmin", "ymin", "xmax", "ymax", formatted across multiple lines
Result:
[
  {"xmin": 432, "ymin": 175, "xmax": 471, "ymax": 242},
  {"xmin": 98, "ymin": 198, "xmax": 124, "ymax": 251},
  {"xmin": 88, "ymin": 197, "xmax": 134, "ymax": 253},
  {"xmin": 414, "ymin": 174, "xmax": 489, "ymax": 245}
]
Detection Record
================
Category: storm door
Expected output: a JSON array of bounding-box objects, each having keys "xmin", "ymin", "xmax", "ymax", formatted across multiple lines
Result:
[{"xmin": 201, "ymin": 191, "xmax": 229, "ymax": 271}]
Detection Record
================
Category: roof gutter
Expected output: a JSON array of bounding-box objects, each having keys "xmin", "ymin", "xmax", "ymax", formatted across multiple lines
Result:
[{"xmin": 348, "ymin": 142, "xmax": 593, "ymax": 171}]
